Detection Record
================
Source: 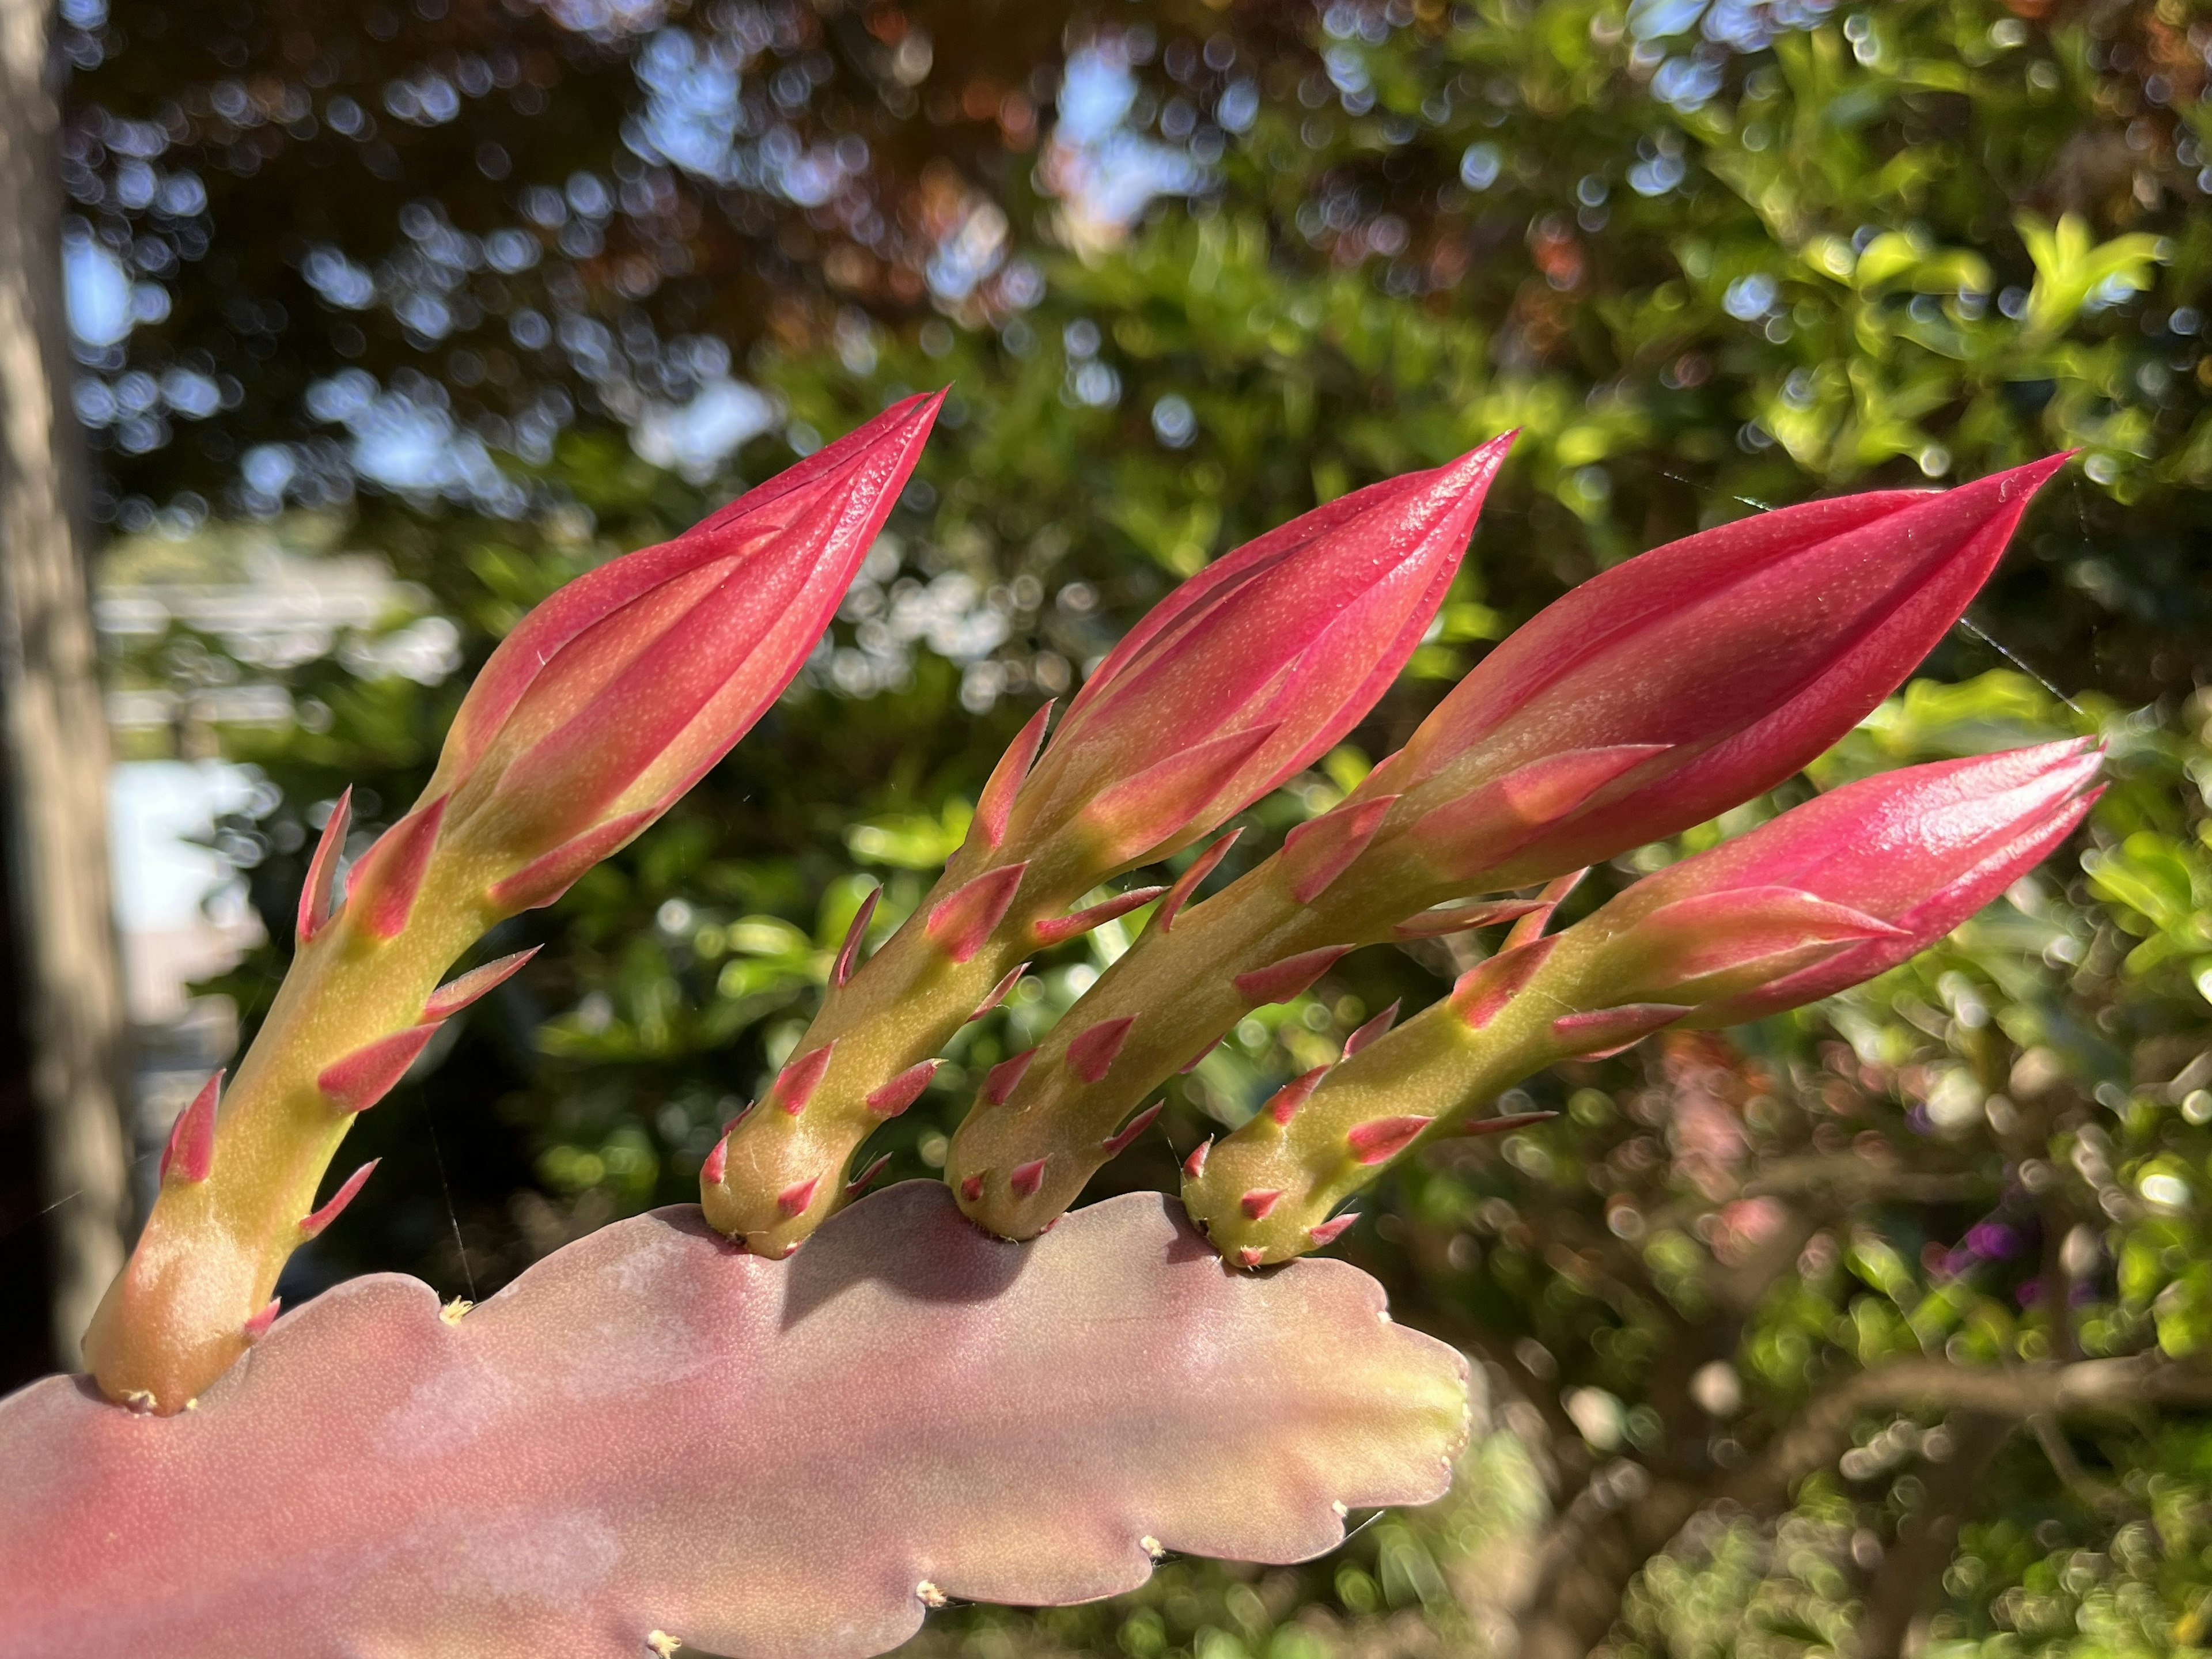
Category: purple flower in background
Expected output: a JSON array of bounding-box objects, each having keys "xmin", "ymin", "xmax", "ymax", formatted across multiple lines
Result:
[{"xmin": 1965, "ymin": 1221, "xmax": 2024, "ymax": 1260}]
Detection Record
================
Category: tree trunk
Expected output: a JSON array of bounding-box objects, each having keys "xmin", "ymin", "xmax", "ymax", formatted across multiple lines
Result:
[
  {"xmin": 0, "ymin": 0, "xmax": 130, "ymax": 1369},
  {"xmin": 0, "ymin": 774, "xmax": 53, "ymax": 1391}
]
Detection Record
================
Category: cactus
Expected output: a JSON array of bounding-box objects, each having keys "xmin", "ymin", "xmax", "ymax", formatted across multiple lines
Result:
[
  {"xmin": 0, "ymin": 407, "xmax": 2102, "ymax": 1656},
  {"xmin": 700, "ymin": 433, "xmax": 1514, "ymax": 1256},
  {"xmin": 948, "ymin": 457, "xmax": 2072, "ymax": 1239},
  {"xmin": 0, "ymin": 1183, "xmax": 1466, "ymax": 1658},
  {"xmin": 1183, "ymin": 742, "xmax": 2103, "ymax": 1264}
]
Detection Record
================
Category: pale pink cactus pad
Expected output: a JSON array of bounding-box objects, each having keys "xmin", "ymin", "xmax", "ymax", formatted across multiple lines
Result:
[{"xmin": 0, "ymin": 1183, "xmax": 1468, "ymax": 1658}]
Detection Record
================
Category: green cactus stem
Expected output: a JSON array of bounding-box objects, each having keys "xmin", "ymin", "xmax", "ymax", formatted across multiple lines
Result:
[
  {"xmin": 79, "ymin": 787, "xmax": 545, "ymax": 1414},
  {"xmin": 1180, "ymin": 930, "xmax": 1612, "ymax": 1266},
  {"xmin": 699, "ymin": 700, "xmax": 1185, "ymax": 1255},
  {"xmin": 944, "ymin": 808, "xmax": 1555, "ymax": 1240}
]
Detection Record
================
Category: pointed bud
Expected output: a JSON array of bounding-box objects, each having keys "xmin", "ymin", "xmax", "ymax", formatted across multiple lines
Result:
[
  {"xmin": 158, "ymin": 1071, "xmax": 221, "ymax": 1185},
  {"xmin": 1156, "ymin": 828, "xmax": 1241, "ymax": 934},
  {"xmin": 774, "ymin": 1177, "xmax": 819, "ymax": 1219},
  {"xmin": 702, "ymin": 1133, "xmax": 730, "ymax": 1186},
  {"xmin": 1505, "ymin": 869, "xmax": 1589, "ymax": 948},
  {"xmin": 1392, "ymin": 896, "xmax": 1545, "ymax": 939},
  {"xmin": 1014, "ymin": 435, "xmax": 1514, "ymax": 867},
  {"xmin": 317, "ymin": 1024, "xmax": 441, "ymax": 1115},
  {"xmin": 845, "ymin": 1153, "xmax": 892, "ymax": 1199},
  {"xmin": 1078, "ymin": 724, "xmax": 1281, "ymax": 868},
  {"xmin": 1241, "ymin": 1189, "xmax": 1283, "ymax": 1221},
  {"xmin": 298, "ymin": 1160, "xmax": 380, "ymax": 1239},
  {"xmin": 1067, "ymin": 1016, "xmax": 1137, "ymax": 1084},
  {"xmin": 423, "ymin": 947, "xmax": 541, "ymax": 1022},
  {"xmin": 1342, "ymin": 1001, "xmax": 1400, "ymax": 1058},
  {"xmin": 1403, "ymin": 747, "xmax": 1668, "ymax": 885},
  {"xmin": 1449, "ymin": 937, "xmax": 1558, "ymax": 1031},
  {"xmin": 1550, "ymin": 1003, "xmax": 1691, "ymax": 1058},
  {"xmin": 1593, "ymin": 740, "xmax": 2103, "ymax": 1025},
  {"xmin": 1346, "ymin": 1115, "xmax": 1435, "ymax": 1166},
  {"xmin": 866, "ymin": 1059, "xmax": 941, "ymax": 1118},
  {"xmin": 1032, "ymin": 885, "xmax": 1166, "ymax": 948},
  {"xmin": 1282, "ymin": 795, "xmax": 1399, "ymax": 904},
  {"xmin": 1233, "ymin": 945, "xmax": 1351, "ymax": 1007},
  {"xmin": 1009, "ymin": 1157, "xmax": 1048, "ymax": 1197},
  {"xmin": 1308, "ymin": 1213, "xmax": 1359, "ymax": 1248},
  {"xmin": 967, "ymin": 961, "xmax": 1028, "ymax": 1022},
  {"xmin": 1235, "ymin": 1247, "xmax": 1266, "ymax": 1268},
  {"xmin": 346, "ymin": 796, "xmax": 448, "ymax": 941},
  {"xmin": 984, "ymin": 1048, "xmax": 1037, "ymax": 1105},
  {"xmin": 832, "ymin": 887, "xmax": 881, "ymax": 990},
  {"xmin": 1618, "ymin": 887, "xmax": 1902, "ymax": 1003},
  {"xmin": 295, "ymin": 787, "xmax": 352, "ymax": 944},
  {"xmin": 1183, "ymin": 1138, "xmax": 1213, "ymax": 1179},
  {"xmin": 242, "ymin": 1298, "xmax": 281, "ymax": 1342},
  {"xmin": 1262, "ymin": 1066, "xmax": 1330, "ymax": 1126},
  {"xmin": 487, "ymin": 808, "xmax": 656, "ymax": 914},
  {"xmin": 434, "ymin": 395, "xmax": 941, "ymax": 868},
  {"xmin": 1101, "ymin": 1101, "xmax": 1164, "ymax": 1158},
  {"xmin": 925, "ymin": 863, "xmax": 1029, "ymax": 964},
  {"xmin": 958, "ymin": 1173, "xmax": 984, "ymax": 1203},
  {"xmin": 771, "ymin": 1043, "xmax": 835, "ymax": 1116},
  {"xmin": 1381, "ymin": 457, "xmax": 2073, "ymax": 889},
  {"xmin": 974, "ymin": 702, "xmax": 1054, "ymax": 851}
]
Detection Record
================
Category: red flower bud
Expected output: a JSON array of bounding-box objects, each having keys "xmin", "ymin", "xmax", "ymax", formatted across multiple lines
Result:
[
  {"xmin": 1379, "ymin": 456, "xmax": 2071, "ymax": 887},
  {"xmin": 431, "ymin": 393, "xmax": 941, "ymax": 884},
  {"xmin": 1009, "ymin": 433, "xmax": 1514, "ymax": 866},
  {"xmin": 1598, "ymin": 740, "xmax": 2101, "ymax": 1022}
]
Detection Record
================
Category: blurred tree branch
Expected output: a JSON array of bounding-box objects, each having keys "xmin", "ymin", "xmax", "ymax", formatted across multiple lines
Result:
[
  {"xmin": 1741, "ymin": 1354, "xmax": 2212, "ymax": 1509},
  {"xmin": 1742, "ymin": 1153, "xmax": 1997, "ymax": 1206}
]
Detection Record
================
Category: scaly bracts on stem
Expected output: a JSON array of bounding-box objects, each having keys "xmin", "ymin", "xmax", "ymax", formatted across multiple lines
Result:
[
  {"xmin": 703, "ymin": 436, "xmax": 1513, "ymax": 1255},
  {"xmin": 81, "ymin": 395, "xmax": 939, "ymax": 1413},
  {"xmin": 1184, "ymin": 743, "xmax": 2102, "ymax": 1264},
  {"xmin": 0, "ymin": 1184, "xmax": 1468, "ymax": 1659},
  {"xmin": 949, "ymin": 461, "xmax": 2070, "ymax": 1240}
]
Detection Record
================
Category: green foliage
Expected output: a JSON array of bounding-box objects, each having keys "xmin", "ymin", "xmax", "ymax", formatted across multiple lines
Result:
[{"xmin": 114, "ymin": 0, "xmax": 2212, "ymax": 1646}]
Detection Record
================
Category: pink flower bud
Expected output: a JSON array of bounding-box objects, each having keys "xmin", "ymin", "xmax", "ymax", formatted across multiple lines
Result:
[
  {"xmin": 1009, "ymin": 433, "xmax": 1515, "ymax": 868},
  {"xmin": 432, "ymin": 392, "xmax": 941, "ymax": 882},
  {"xmin": 1598, "ymin": 740, "xmax": 2101, "ymax": 1022},
  {"xmin": 1380, "ymin": 456, "xmax": 2071, "ymax": 887}
]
